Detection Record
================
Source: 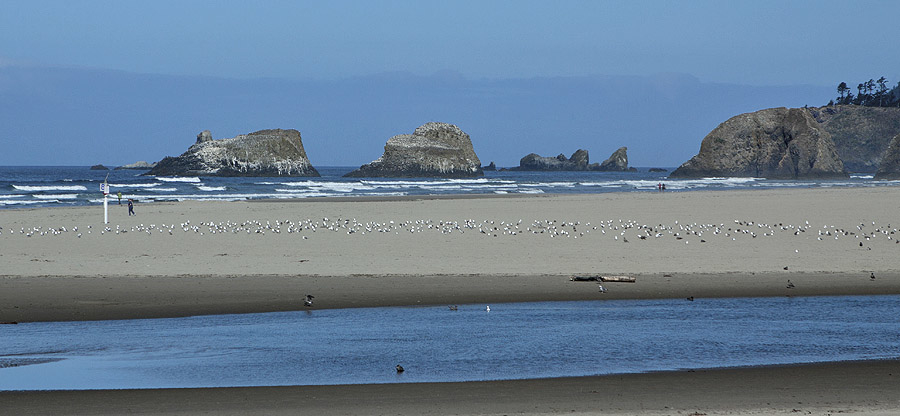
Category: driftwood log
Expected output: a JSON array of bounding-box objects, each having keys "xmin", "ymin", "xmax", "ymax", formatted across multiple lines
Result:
[{"xmin": 570, "ymin": 275, "xmax": 636, "ymax": 283}]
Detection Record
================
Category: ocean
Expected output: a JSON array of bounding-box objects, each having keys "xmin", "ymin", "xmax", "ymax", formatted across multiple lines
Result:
[{"xmin": 1, "ymin": 166, "xmax": 897, "ymax": 209}]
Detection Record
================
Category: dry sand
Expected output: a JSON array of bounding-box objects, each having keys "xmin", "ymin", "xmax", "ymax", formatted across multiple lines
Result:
[
  {"xmin": 2, "ymin": 188, "xmax": 899, "ymax": 321},
  {"xmin": 2, "ymin": 188, "xmax": 900, "ymax": 414}
]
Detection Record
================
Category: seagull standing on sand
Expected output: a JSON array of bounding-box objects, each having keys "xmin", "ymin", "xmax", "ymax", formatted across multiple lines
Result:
[
  {"xmin": 786, "ymin": 280, "xmax": 795, "ymax": 289},
  {"xmin": 486, "ymin": 305, "xmax": 491, "ymax": 312},
  {"xmin": 598, "ymin": 284, "xmax": 608, "ymax": 293}
]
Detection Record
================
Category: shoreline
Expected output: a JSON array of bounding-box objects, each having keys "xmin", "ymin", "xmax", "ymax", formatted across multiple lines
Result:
[{"xmin": 3, "ymin": 358, "xmax": 899, "ymax": 415}]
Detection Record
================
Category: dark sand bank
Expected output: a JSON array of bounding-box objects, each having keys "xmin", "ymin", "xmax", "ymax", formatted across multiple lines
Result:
[
  {"xmin": 3, "ymin": 359, "xmax": 899, "ymax": 415},
  {"xmin": 3, "ymin": 272, "xmax": 900, "ymax": 322}
]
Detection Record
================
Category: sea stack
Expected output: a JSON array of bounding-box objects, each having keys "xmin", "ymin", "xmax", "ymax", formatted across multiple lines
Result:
[
  {"xmin": 115, "ymin": 161, "xmax": 157, "ymax": 170},
  {"xmin": 670, "ymin": 107, "xmax": 848, "ymax": 179},
  {"xmin": 513, "ymin": 150, "xmax": 590, "ymax": 171},
  {"xmin": 509, "ymin": 147, "xmax": 634, "ymax": 171},
  {"xmin": 344, "ymin": 122, "xmax": 483, "ymax": 178},
  {"xmin": 146, "ymin": 129, "xmax": 319, "ymax": 177},
  {"xmin": 597, "ymin": 146, "xmax": 632, "ymax": 171}
]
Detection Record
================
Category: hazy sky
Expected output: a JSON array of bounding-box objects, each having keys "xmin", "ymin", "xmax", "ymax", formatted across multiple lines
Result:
[{"xmin": 3, "ymin": 0, "xmax": 898, "ymax": 86}]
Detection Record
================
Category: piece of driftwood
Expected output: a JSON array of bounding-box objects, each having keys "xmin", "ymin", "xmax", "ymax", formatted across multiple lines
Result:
[
  {"xmin": 570, "ymin": 275, "xmax": 636, "ymax": 283},
  {"xmin": 600, "ymin": 275, "xmax": 636, "ymax": 283}
]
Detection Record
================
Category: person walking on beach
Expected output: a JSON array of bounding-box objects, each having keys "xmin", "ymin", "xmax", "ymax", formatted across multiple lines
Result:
[
  {"xmin": 127, "ymin": 199, "xmax": 135, "ymax": 216},
  {"xmin": 117, "ymin": 191, "xmax": 122, "ymax": 204}
]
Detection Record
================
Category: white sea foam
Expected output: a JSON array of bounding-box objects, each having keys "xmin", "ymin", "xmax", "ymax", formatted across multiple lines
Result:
[
  {"xmin": 0, "ymin": 199, "xmax": 56, "ymax": 205},
  {"xmin": 148, "ymin": 187, "xmax": 178, "ymax": 192},
  {"xmin": 278, "ymin": 181, "xmax": 319, "ymax": 187},
  {"xmin": 110, "ymin": 183, "xmax": 161, "ymax": 188},
  {"xmin": 154, "ymin": 177, "xmax": 201, "ymax": 183},
  {"xmin": 33, "ymin": 194, "xmax": 78, "ymax": 199},
  {"xmin": 286, "ymin": 181, "xmax": 378, "ymax": 193},
  {"xmin": 197, "ymin": 186, "xmax": 226, "ymax": 191},
  {"xmin": 361, "ymin": 178, "xmax": 514, "ymax": 187},
  {"xmin": 517, "ymin": 189, "xmax": 545, "ymax": 194},
  {"xmin": 851, "ymin": 174, "xmax": 875, "ymax": 179},
  {"xmin": 12, "ymin": 185, "xmax": 87, "ymax": 191},
  {"xmin": 519, "ymin": 182, "xmax": 577, "ymax": 188}
]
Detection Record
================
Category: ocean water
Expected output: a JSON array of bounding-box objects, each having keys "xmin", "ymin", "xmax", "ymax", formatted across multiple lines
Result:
[
  {"xmin": 2, "ymin": 295, "xmax": 899, "ymax": 391},
  {"xmin": 1, "ymin": 166, "xmax": 897, "ymax": 208}
]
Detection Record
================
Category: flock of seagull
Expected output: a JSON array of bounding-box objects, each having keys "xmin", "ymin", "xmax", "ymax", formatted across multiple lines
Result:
[{"xmin": 2, "ymin": 218, "xmax": 897, "ymax": 251}]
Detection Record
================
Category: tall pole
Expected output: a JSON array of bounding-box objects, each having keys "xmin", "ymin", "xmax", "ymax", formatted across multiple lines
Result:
[{"xmin": 103, "ymin": 173, "xmax": 109, "ymax": 224}]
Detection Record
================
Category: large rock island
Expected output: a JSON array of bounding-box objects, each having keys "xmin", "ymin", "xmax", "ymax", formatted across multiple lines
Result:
[
  {"xmin": 344, "ymin": 122, "xmax": 482, "ymax": 178},
  {"xmin": 509, "ymin": 147, "xmax": 635, "ymax": 171},
  {"xmin": 146, "ymin": 129, "xmax": 319, "ymax": 177},
  {"xmin": 670, "ymin": 107, "xmax": 848, "ymax": 179}
]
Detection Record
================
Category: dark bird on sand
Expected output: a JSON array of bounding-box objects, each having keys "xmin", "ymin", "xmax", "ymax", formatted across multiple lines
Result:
[
  {"xmin": 871, "ymin": 272, "xmax": 876, "ymax": 280},
  {"xmin": 396, "ymin": 365, "xmax": 404, "ymax": 373},
  {"xmin": 304, "ymin": 294, "xmax": 315, "ymax": 307},
  {"xmin": 686, "ymin": 296, "xmax": 694, "ymax": 301},
  {"xmin": 786, "ymin": 280, "xmax": 795, "ymax": 289}
]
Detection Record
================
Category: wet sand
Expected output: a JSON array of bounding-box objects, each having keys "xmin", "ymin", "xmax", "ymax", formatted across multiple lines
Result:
[{"xmin": 2, "ymin": 188, "xmax": 900, "ymax": 414}]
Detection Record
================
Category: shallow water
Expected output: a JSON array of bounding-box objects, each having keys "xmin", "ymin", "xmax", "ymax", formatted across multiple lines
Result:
[{"xmin": 1, "ymin": 295, "xmax": 899, "ymax": 390}]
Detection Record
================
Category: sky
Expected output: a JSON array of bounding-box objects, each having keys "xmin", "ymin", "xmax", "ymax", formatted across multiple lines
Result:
[
  {"xmin": 3, "ymin": 0, "xmax": 898, "ymax": 86},
  {"xmin": 1, "ymin": 0, "xmax": 899, "ymax": 167}
]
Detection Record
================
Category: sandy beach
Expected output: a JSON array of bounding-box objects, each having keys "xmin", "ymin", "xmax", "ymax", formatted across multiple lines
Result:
[{"xmin": 2, "ymin": 187, "xmax": 900, "ymax": 414}]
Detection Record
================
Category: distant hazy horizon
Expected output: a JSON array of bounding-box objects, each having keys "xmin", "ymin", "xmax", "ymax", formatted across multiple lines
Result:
[
  {"xmin": 1, "ymin": 1, "xmax": 896, "ymax": 167},
  {"xmin": 0, "ymin": 65, "xmax": 834, "ymax": 168}
]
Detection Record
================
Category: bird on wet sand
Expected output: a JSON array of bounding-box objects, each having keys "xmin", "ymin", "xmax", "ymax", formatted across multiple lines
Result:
[
  {"xmin": 396, "ymin": 365, "xmax": 404, "ymax": 373},
  {"xmin": 786, "ymin": 280, "xmax": 795, "ymax": 289},
  {"xmin": 870, "ymin": 272, "xmax": 876, "ymax": 280},
  {"xmin": 304, "ymin": 294, "xmax": 315, "ymax": 307}
]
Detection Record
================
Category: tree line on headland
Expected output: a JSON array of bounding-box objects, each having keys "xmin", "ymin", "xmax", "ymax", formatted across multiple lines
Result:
[{"xmin": 829, "ymin": 77, "xmax": 900, "ymax": 107}]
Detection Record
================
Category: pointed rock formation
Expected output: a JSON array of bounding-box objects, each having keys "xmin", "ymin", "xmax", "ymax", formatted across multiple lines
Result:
[
  {"xmin": 146, "ymin": 129, "xmax": 319, "ymax": 177},
  {"xmin": 670, "ymin": 107, "xmax": 848, "ymax": 179},
  {"xmin": 875, "ymin": 133, "xmax": 900, "ymax": 180},
  {"xmin": 344, "ymin": 122, "xmax": 483, "ymax": 178},
  {"xmin": 807, "ymin": 106, "xmax": 900, "ymax": 173},
  {"xmin": 597, "ymin": 146, "xmax": 631, "ymax": 171}
]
